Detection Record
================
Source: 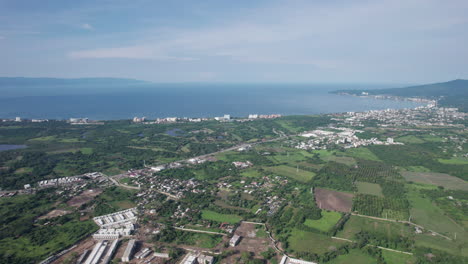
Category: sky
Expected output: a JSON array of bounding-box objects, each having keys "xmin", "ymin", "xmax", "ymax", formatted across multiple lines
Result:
[{"xmin": 0, "ymin": 0, "xmax": 467, "ymax": 83}]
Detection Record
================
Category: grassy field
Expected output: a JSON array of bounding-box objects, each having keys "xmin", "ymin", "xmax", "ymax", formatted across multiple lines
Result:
[
  {"xmin": 343, "ymin": 147, "xmax": 380, "ymax": 161},
  {"xmin": 264, "ymin": 165, "xmax": 316, "ymax": 182},
  {"xmin": 80, "ymin": 147, "xmax": 93, "ymax": 154},
  {"xmin": 304, "ymin": 211, "xmax": 342, "ymax": 232},
  {"xmin": 356, "ymin": 181, "xmax": 384, "ymax": 197},
  {"xmin": 201, "ymin": 210, "xmax": 242, "ymax": 224},
  {"xmin": 29, "ymin": 136, "xmax": 57, "ymax": 141},
  {"xmin": 288, "ymin": 229, "xmax": 348, "ymax": 254},
  {"xmin": 401, "ymin": 171, "xmax": 468, "ymax": 191},
  {"xmin": 336, "ymin": 215, "xmax": 412, "ymax": 240},
  {"xmin": 438, "ymin": 157, "xmax": 468, "ymax": 165},
  {"xmin": 397, "ymin": 135, "xmax": 425, "ymax": 144},
  {"xmin": 0, "ymin": 220, "xmax": 98, "ymax": 262},
  {"xmin": 403, "ymin": 166, "xmax": 431, "ymax": 172},
  {"xmin": 382, "ymin": 250, "xmax": 416, "ymax": 264},
  {"xmin": 178, "ymin": 232, "xmax": 223, "ymax": 248},
  {"xmin": 407, "ymin": 187, "xmax": 466, "ymax": 237},
  {"xmin": 241, "ymin": 168, "xmax": 263, "ymax": 178},
  {"xmin": 327, "ymin": 249, "xmax": 377, "ymax": 264},
  {"xmin": 268, "ymin": 150, "xmax": 315, "ymax": 163},
  {"xmin": 415, "ymin": 233, "xmax": 468, "ymax": 257}
]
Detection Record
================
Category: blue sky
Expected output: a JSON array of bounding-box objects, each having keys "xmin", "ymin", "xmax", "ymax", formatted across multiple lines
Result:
[{"xmin": 0, "ymin": 0, "xmax": 467, "ymax": 83}]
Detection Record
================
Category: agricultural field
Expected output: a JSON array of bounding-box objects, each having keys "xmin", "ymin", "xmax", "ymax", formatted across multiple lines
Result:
[
  {"xmin": 336, "ymin": 215, "xmax": 413, "ymax": 240},
  {"xmin": 323, "ymin": 156, "xmax": 357, "ymax": 166},
  {"xmin": 240, "ymin": 168, "xmax": 263, "ymax": 178},
  {"xmin": 314, "ymin": 188, "xmax": 354, "ymax": 212},
  {"xmin": 304, "ymin": 210, "xmax": 342, "ymax": 232},
  {"xmin": 401, "ymin": 171, "xmax": 468, "ymax": 191},
  {"xmin": 356, "ymin": 181, "xmax": 384, "ymax": 197},
  {"xmin": 382, "ymin": 250, "xmax": 416, "ymax": 264},
  {"xmin": 397, "ymin": 135, "xmax": 425, "ymax": 144},
  {"xmin": 264, "ymin": 165, "xmax": 316, "ymax": 183},
  {"xmin": 201, "ymin": 210, "xmax": 242, "ymax": 224},
  {"xmin": 342, "ymin": 147, "xmax": 380, "ymax": 161},
  {"xmin": 178, "ymin": 232, "xmax": 223, "ymax": 248},
  {"xmin": 288, "ymin": 229, "xmax": 349, "ymax": 254},
  {"xmin": 406, "ymin": 187, "xmax": 466, "ymax": 239},
  {"xmin": 327, "ymin": 249, "xmax": 377, "ymax": 264},
  {"xmin": 352, "ymin": 194, "xmax": 409, "ymax": 220},
  {"xmin": 438, "ymin": 157, "xmax": 468, "ymax": 165}
]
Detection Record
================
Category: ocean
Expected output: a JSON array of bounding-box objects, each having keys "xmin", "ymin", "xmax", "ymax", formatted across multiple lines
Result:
[{"xmin": 0, "ymin": 83, "xmax": 423, "ymax": 120}]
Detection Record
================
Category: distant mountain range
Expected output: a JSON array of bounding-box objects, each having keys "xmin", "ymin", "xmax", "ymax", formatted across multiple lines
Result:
[{"xmin": 332, "ymin": 79, "xmax": 468, "ymax": 112}]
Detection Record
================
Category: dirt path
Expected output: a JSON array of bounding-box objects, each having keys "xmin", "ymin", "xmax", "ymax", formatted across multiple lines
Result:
[
  {"xmin": 351, "ymin": 213, "xmax": 453, "ymax": 240},
  {"xmin": 331, "ymin": 236, "xmax": 413, "ymax": 255},
  {"xmin": 173, "ymin": 227, "xmax": 227, "ymax": 236}
]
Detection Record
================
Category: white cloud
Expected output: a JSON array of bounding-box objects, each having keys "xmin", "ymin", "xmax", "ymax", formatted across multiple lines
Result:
[
  {"xmin": 81, "ymin": 23, "xmax": 94, "ymax": 30},
  {"xmin": 66, "ymin": 0, "xmax": 468, "ymax": 75}
]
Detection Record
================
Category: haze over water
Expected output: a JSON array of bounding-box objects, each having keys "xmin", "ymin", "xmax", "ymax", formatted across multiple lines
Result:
[{"xmin": 0, "ymin": 84, "xmax": 423, "ymax": 120}]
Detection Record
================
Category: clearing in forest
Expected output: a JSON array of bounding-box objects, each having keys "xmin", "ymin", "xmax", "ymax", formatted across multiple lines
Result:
[
  {"xmin": 356, "ymin": 181, "xmax": 384, "ymax": 197},
  {"xmin": 314, "ymin": 187, "xmax": 354, "ymax": 212}
]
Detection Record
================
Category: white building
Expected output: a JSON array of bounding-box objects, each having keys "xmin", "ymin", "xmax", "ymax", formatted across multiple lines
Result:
[
  {"xmin": 179, "ymin": 252, "xmax": 214, "ymax": 264},
  {"xmin": 280, "ymin": 256, "xmax": 318, "ymax": 264},
  {"xmin": 122, "ymin": 239, "xmax": 136, "ymax": 262},
  {"xmin": 229, "ymin": 235, "xmax": 241, "ymax": 247}
]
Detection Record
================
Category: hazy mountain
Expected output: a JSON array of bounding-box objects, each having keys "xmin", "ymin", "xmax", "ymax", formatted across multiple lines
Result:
[{"xmin": 332, "ymin": 79, "xmax": 468, "ymax": 111}]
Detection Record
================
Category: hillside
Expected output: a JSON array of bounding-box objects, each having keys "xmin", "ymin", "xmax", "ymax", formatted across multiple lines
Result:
[{"xmin": 333, "ymin": 79, "xmax": 468, "ymax": 111}]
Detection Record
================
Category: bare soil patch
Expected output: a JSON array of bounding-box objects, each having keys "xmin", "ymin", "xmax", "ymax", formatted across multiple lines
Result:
[
  {"xmin": 51, "ymin": 237, "xmax": 96, "ymax": 264},
  {"xmin": 67, "ymin": 189, "xmax": 102, "ymax": 207},
  {"xmin": 219, "ymin": 222, "xmax": 276, "ymax": 263},
  {"xmin": 315, "ymin": 188, "xmax": 354, "ymax": 212},
  {"xmin": 38, "ymin": 209, "xmax": 72, "ymax": 219}
]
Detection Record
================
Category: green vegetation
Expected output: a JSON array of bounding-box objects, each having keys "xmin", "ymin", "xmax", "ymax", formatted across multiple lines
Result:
[
  {"xmin": 327, "ymin": 249, "xmax": 377, "ymax": 264},
  {"xmin": 397, "ymin": 135, "xmax": 425, "ymax": 144},
  {"xmin": 288, "ymin": 229, "xmax": 348, "ymax": 254},
  {"xmin": 402, "ymin": 171, "xmax": 468, "ymax": 191},
  {"xmin": 94, "ymin": 187, "xmax": 137, "ymax": 216},
  {"xmin": 153, "ymin": 227, "xmax": 222, "ymax": 248},
  {"xmin": 407, "ymin": 187, "xmax": 466, "ymax": 239},
  {"xmin": 0, "ymin": 191, "xmax": 98, "ymax": 263},
  {"xmin": 356, "ymin": 181, "xmax": 383, "ymax": 197},
  {"xmin": 438, "ymin": 157, "xmax": 468, "ymax": 165},
  {"xmin": 381, "ymin": 250, "xmax": 415, "ymax": 264},
  {"xmin": 343, "ymin": 147, "xmax": 380, "ymax": 161},
  {"xmin": 265, "ymin": 165, "xmax": 316, "ymax": 183},
  {"xmin": 337, "ymin": 215, "xmax": 412, "ymax": 241},
  {"xmin": 353, "ymin": 194, "xmax": 409, "ymax": 220},
  {"xmin": 201, "ymin": 210, "xmax": 242, "ymax": 224},
  {"xmin": 304, "ymin": 211, "xmax": 342, "ymax": 232},
  {"xmin": 1, "ymin": 111, "xmax": 467, "ymax": 263}
]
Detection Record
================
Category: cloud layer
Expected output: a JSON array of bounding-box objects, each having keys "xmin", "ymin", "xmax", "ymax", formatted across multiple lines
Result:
[{"xmin": 0, "ymin": 0, "xmax": 467, "ymax": 82}]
